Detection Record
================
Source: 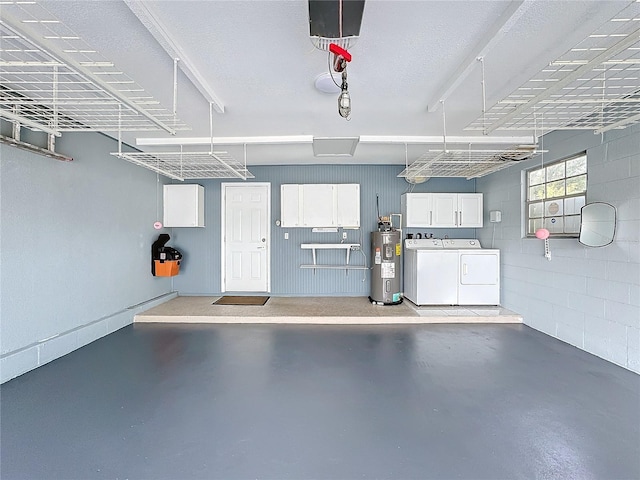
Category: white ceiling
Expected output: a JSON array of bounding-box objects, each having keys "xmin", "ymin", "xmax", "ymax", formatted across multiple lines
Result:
[{"xmin": 1, "ymin": 0, "xmax": 637, "ymax": 168}]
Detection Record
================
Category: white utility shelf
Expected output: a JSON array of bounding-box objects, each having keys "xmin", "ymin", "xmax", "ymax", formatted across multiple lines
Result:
[{"xmin": 300, "ymin": 243, "xmax": 367, "ymax": 274}]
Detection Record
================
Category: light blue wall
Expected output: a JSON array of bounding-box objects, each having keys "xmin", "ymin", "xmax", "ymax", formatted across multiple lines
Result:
[
  {"xmin": 170, "ymin": 165, "xmax": 478, "ymax": 296},
  {"xmin": 476, "ymin": 125, "xmax": 640, "ymax": 373},
  {"xmin": 1, "ymin": 132, "xmax": 175, "ymax": 382}
]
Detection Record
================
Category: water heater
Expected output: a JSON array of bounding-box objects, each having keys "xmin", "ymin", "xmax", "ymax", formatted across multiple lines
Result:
[{"xmin": 370, "ymin": 230, "xmax": 402, "ymax": 305}]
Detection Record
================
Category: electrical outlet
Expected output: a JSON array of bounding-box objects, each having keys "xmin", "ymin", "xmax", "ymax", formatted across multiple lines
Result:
[
  {"xmin": 284, "ymin": 232, "xmax": 289, "ymax": 240},
  {"xmin": 342, "ymin": 232, "xmax": 347, "ymax": 240}
]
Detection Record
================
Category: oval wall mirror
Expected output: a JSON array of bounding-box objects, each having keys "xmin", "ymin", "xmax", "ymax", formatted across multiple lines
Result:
[{"xmin": 579, "ymin": 202, "xmax": 616, "ymax": 247}]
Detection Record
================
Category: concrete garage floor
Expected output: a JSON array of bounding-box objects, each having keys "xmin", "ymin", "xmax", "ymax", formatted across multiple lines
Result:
[{"xmin": 1, "ymin": 323, "xmax": 638, "ymax": 480}]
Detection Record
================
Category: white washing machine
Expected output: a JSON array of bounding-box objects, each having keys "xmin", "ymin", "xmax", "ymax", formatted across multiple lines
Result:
[
  {"xmin": 404, "ymin": 239, "xmax": 458, "ymax": 305},
  {"xmin": 404, "ymin": 238, "xmax": 500, "ymax": 306}
]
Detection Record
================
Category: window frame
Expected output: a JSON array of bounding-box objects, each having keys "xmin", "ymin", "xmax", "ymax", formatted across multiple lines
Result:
[{"xmin": 524, "ymin": 152, "xmax": 587, "ymax": 238}]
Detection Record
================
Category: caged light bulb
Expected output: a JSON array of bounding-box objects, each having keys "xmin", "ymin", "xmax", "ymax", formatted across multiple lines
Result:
[
  {"xmin": 338, "ymin": 90, "xmax": 351, "ymax": 119},
  {"xmin": 338, "ymin": 70, "xmax": 351, "ymax": 119}
]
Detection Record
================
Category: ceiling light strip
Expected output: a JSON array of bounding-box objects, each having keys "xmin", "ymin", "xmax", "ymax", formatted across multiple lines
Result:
[
  {"xmin": 358, "ymin": 135, "xmax": 536, "ymax": 145},
  {"xmin": 136, "ymin": 135, "xmax": 315, "ymax": 146}
]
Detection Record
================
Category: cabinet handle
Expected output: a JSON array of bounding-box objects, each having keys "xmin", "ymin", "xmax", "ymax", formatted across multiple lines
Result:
[
  {"xmin": 459, "ymin": 211, "xmax": 462, "ymax": 226},
  {"xmin": 455, "ymin": 211, "xmax": 458, "ymax": 226},
  {"xmin": 429, "ymin": 211, "xmax": 433, "ymax": 225}
]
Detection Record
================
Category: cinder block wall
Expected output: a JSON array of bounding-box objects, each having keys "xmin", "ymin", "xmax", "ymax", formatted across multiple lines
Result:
[
  {"xmin": 1, "ymin": 132, "xmax": 174, "ymax": 383},
  {"xmin": 476, "ymin": 126, "xmax": 639, "ymax": 373}
]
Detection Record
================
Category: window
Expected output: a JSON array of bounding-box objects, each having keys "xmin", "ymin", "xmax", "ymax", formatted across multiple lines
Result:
[{"xmin": 526, "ymin": 153, "xmax": 587, "ymax": 237}]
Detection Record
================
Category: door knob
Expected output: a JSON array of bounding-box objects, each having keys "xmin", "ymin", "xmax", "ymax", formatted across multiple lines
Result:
[{"xmin": 261, "ymin": 238, "xmax": 266, "ymax": 242}]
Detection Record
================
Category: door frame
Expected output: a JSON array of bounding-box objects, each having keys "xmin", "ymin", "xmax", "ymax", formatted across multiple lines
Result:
[{"xmin": 220, "ymin": 182, "xmax": 271, "ymax": 293}]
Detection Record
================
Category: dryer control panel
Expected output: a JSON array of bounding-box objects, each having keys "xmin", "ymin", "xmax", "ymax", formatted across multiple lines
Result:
[{"xmin": 442, "ymin": 239, "xmax": 482, "ymax": 249}]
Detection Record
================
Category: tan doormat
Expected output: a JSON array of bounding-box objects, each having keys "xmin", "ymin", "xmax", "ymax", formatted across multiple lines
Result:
[{"xmin": 213, "ymin": 296, "xmax": 270, "ymax": 306}]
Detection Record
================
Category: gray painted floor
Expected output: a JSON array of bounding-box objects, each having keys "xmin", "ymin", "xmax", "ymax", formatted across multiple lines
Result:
[{"xmin": 1, "ymin": 323, "xmax": 639, "ymax": 480}]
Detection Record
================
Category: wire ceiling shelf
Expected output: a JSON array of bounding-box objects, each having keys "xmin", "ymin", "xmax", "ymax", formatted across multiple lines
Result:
[
  {"xmin": 0, "ymin": 2, "xmax": 189, "ymax": 136},
  {"xmin": 398, "ymin": 146, "xmax": 540, "ymax": 181},
  {"xmin": 111, "ymin": 151, "xmax": 255, "ymax": 182},
  {"xmin": 467, "ymin": 2, "xmax": 640, "ymax": 134}
]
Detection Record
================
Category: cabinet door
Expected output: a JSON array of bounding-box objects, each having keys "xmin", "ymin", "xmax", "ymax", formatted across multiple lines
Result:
[
  {"xmin": 336, "ymin": 184, "xmax": 360, "ymax": 227},
  {"xmin": 280, "ymin": 184, "xmax": 300, "ymax": 227},
  {"xmin": 301, "ymin": 184, "xmax": 335, "ymax": 227},
  {"xmin": 458, "ymin": 193, "xmax": 483, "ymax": 227},
  {"xmin": 402, "ymin": 193, "xmax": 432, "ymax": 227},
  {"xmin": 163, "ymin": 184, "xmax": 204, "ymax": 227},
  {"xmin": 431, "ymin": 193, "xmax": 457, "ymax": 227}
]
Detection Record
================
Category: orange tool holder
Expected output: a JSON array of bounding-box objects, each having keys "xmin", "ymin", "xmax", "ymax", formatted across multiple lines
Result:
[
  {"xmin": 151, "ymin": 233, "xmax": 183, "ymax": 277},
  {"xmin": 154, "ymin": 259, "xmax": 180, "ymax": 277}
]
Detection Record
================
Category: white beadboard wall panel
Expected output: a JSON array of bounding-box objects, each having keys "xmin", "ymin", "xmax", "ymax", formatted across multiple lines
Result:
[
  {"xmin": 171, "ymin": 166, "xmax": 478, "ymax": 296},
  {"xmin": 476, "ymin": 125, "xmax": 640, "ymax": 373}
]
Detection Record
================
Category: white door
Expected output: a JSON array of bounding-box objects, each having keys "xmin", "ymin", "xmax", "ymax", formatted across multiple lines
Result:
[{"xmin": 222, "ymin": 183, "xmax": 270, "ymax": 292}]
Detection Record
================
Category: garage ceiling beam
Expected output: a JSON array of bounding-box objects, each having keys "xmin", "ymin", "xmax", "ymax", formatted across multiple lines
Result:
[
  {"xmin": 426, "ymin": 0, "xmax": 531, "ymax": 113},
  {"xmin": 124, "ymin": 0, "xmax": 226, "ymax": 114}
]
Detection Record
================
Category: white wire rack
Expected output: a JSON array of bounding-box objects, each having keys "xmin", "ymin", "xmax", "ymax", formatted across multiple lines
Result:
[
  {"xmin": 398, "ymin": 146, "xmax": 539, "ymax": 180},
  {"xmin": 467, "ymin": 2, "xmax": 640, "ymax": 134},
  {"xmin": 0, "ymin": 2, "xmax": 189, "ymax": 135},
  {"xmin": 111, "ymin": 151, "xmax": 255, "ymax": 181}
]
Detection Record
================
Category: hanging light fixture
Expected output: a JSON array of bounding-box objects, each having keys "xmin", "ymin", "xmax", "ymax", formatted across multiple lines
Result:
[
  {"xmin": 330, "ymin": 43, "xmax": 352, "ymax": 120},
  {"xmin": 338, "ymin": 70, "xmax": 351, "ymax": 119}
]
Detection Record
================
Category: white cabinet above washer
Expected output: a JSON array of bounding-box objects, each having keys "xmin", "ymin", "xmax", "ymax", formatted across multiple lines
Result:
[{"xmin": 401, "ymin": 193, "xmax": 483, "ymax": 228}]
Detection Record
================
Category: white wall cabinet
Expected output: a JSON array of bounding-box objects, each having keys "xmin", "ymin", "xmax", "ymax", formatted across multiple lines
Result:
[
  {"xmin": 401, "ymin": 193, "xmax": 483, "ymax": 228},
  {"xmin": 163, "ymin": 184, "xmax": 205, "ymax": 227},
  {"xmin": 335, "ymin": 184, "xmax": 360, "ymax": 227},
  {"xmin": 302, "ymin": 184, "xmax": 335, "ymax": 227},
  {"xmin": 281, "ymin": 184, "xmax": 360, "ymax": 228},
  {"xmin": 457, "ymin": 193, "xmax": 483, "ymax": 227},
  {"xmin": 280, "ymin": 184, "xmax": 301, "ymax": 227},
  {"xmin": 402, "ymin": 193, "xmax": 432, "ymax": 227}
]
